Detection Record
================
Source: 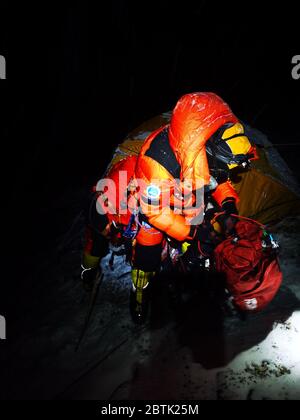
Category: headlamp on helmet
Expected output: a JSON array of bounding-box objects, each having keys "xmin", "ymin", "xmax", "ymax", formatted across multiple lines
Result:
[{"xmin": 206, "ymin": 123, "xmax": 257, "ymax": 170}]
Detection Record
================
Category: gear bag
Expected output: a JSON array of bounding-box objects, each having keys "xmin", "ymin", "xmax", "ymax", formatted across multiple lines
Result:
[{"xmin": 214, "ymin": 217, "xmax": 282, "ymax": 312}]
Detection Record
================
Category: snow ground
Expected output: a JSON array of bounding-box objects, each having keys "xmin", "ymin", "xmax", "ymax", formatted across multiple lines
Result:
[{"xmin": 2, "ymin": 208, "xmax": 300, "ymax": 400}]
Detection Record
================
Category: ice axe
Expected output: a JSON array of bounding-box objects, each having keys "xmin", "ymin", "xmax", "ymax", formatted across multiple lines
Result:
[{"xmin": 76, "ymin": 271, "xmax": 104, "ymax": 352}]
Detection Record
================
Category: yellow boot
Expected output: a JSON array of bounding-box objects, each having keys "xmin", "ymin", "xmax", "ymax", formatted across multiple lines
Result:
[
  {"xmin": 130, "ymin": 269, "xmax": 155, "ymax": 323},
  {"xmin": 81, "ymin": 253, "xmax": 101, "ymax": 291}
]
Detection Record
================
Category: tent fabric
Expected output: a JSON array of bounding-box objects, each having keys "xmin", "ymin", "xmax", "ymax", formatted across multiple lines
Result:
[
  {"xmin": 233, "ymin": 168, "xmax": 300, "ymax": 224},
  {"xmin": 244, "ymin": 125, "xmax": 300, "ymax": 197},
  {"xmin": 106, "ymin": 113, "xmax": 300, "ymax": 225},
  {"xmin": 106, "ymin": 113, "xmax": 172, "ymax": 172}
]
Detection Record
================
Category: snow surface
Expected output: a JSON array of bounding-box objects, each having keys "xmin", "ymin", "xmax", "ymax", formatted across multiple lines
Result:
[{"xmin": 2, "ymin": 213, "xmax": 299, "ymax": 401}]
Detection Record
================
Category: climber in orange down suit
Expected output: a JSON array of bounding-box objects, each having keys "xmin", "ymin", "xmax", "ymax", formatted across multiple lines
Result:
[
  {"xmin": 81, "ymin": 92, "xmax": 258, "ymax": 323},
  {"xmin": 81, "ymin": 156, "xmax": 138, "ymax": 289},
  {"xmin": 132, "ymin": 92, "xmax": 258, "ymax": 301}
]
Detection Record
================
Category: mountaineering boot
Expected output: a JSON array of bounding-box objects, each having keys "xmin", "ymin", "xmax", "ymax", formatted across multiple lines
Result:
[{"xmin": 130, "ymin": 269, "xmax": 155, "ymax": 324}]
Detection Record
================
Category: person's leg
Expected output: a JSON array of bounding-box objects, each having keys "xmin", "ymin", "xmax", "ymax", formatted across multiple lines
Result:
[
  {"xmin": 81, "ymin": 194, "xmax": 109, "ymax": 289},
  {"xmin": 130, "ymin": 222, "xmax": 164, "ymax": 322}
]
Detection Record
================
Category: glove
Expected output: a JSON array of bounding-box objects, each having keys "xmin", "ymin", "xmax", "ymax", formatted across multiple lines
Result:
[
  {"xmin": 222, "ymin": 199, "xmax": 238, "ymax": 216},
  {"xmin": 218, "ymin": 199, "xmax": 238, "ymax": 236},
  {"xmin": 190, "ymin": 221, "xmax": 218, "ymax": 256},
  {"xmin": 81, "ymin": 265, "xmax": 101, "ymax": 291}
]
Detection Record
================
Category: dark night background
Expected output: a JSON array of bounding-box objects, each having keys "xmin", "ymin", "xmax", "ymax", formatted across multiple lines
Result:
[{"xmin": 0, "ymin": 1, "xmax": 300, "ymax": 397}]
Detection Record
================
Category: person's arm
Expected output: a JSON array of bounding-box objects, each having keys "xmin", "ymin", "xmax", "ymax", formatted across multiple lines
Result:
[
  {"xmin": 139, "ymin": 182, "xmax": 192, "ymax": 242},
  {"xmin": 212, "ymin": 180, "xmax": 239, "ymax": 213}
]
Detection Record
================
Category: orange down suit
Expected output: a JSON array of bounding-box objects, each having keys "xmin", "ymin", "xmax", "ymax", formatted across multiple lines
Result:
[
  {"xmin": 84, "ymin": 156, "xmax": 138, "ymax": 262},
  {"xmin": 135, "ymin": 92, "xmax": 240, "ymax": 245}
]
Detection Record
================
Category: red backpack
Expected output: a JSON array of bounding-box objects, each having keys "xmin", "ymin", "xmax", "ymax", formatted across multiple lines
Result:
[{"xmin": 214, "ymin": 217, "xmax": 282, "ymax": 312}]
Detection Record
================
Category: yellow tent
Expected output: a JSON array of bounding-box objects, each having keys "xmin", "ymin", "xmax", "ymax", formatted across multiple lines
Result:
[{"xmin": 107, "ymin": 113, "xmax": 300, "ymax": 225}]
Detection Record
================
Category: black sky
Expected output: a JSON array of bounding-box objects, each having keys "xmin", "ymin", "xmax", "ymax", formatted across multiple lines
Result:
[{"xmin": 5, "ymin": 2, "xmax": 300, "ymax": 188}]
